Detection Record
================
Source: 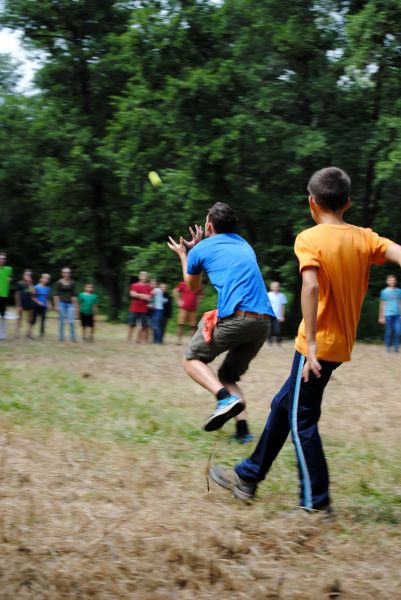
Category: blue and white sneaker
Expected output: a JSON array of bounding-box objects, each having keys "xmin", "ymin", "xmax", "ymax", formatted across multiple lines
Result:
[
  {"xmin": 230, "ymin": 433, "xmax": 254, "ymax": 445},
  {"xmin": 203, "ymin": 396, "xmax": 244, "ymax": 431}
]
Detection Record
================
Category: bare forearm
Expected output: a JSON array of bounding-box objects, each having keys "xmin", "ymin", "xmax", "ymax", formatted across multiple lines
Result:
[{"xmin": 301, "ymin": 283, "xmax": 318, "ymax": 344}]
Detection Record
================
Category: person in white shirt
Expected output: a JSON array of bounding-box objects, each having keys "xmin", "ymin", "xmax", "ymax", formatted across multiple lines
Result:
[{"xmin": 267, "ymin": 281, "xmax": 287, "ymax": 345}]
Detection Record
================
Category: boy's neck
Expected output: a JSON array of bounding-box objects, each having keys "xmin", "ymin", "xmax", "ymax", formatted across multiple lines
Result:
[{"xmin": 316, "ymin": 210, "xmax": 346, "ymax": 225}]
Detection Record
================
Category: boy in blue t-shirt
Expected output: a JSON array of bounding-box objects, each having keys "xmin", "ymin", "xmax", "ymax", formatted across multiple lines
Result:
[
  {"xmin": 168, "ymin": 202, "xmax": 274, "ymax": 437},
  {"xmin": 33, "ymin": 273, "xmax": 51, "ymax": 337},
  {"xmin": 378, "ymin": 274, "xmax": 401, "ymax": 351}
]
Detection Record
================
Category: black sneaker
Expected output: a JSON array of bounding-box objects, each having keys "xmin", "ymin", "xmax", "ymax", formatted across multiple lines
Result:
[{"xmin": 208, "ymin": 464, "xmax": 257, "ymax": 501}]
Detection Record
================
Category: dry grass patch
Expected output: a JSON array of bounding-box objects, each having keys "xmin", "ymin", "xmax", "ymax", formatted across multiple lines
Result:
[{"xmin": 0, "ymin": 327, "xmax": 400, "ymax": 598}]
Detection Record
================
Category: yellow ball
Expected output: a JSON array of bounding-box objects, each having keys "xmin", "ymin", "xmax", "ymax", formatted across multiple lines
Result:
[{"xmin": 148, "ymin": 171, "xmax": 162, "ymax": 187}]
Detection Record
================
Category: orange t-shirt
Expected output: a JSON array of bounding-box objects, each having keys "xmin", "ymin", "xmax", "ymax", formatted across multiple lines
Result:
[{"xmin": 294, "ymin": 224, "xmax": 392, "ymax": 362}]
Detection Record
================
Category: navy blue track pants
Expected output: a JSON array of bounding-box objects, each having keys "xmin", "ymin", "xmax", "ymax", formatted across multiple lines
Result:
[{"xmin": 236, "ymin": 351, "xmax": 340, "ymax": 509}]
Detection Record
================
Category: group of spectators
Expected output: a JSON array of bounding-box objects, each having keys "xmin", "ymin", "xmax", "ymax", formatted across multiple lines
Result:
[
  {"xmin": 0, "ymin": 256, "xmax": 203, "ymax": 346},
  {"xmin": 0, "ymin": 255, "xmax": 98, "ymax": 342},
  {"xmin": 1, "ymin": 251, "xmax": 400, "ymax": 351},
  {"xmin": 127, "ymin": 270, "xmax": 203, "ymax": 344}
]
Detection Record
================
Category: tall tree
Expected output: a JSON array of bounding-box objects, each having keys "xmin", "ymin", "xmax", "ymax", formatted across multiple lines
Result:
[{"xmin": 2, "ymin": 0, "xmax": 133, "ymax": 313}]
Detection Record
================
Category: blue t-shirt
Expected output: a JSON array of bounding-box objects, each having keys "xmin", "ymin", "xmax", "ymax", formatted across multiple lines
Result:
[
  {"xmin": 187, "ymin": 234, "xmax": 274, "ymax": 319},
  {"xmin": 380, "ymin": 287, "xmax": 401, "ymax": 316},
  {"xmin": 34, "ymin": 284, "xmax": 51, "ymax": 307}
]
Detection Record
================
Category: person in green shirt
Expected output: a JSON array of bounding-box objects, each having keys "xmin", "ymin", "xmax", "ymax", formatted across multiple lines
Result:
[
  {"xmin": 78, "ymin": 283, "xmax": 99, "ymax": 342},
  {"xmin": 0, "ymin": 253, "xmax": 13, "ymax": 340}
]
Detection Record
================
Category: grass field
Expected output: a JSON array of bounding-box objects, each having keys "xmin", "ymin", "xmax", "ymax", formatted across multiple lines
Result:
[{"xmin": 0, "ymin": 319, "xmax": 400, "ymax": 599}]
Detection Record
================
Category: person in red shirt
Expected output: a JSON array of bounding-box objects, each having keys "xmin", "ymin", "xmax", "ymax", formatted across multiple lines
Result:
[
  {"xmin": 173, "ymin": 281, "xmax": 203, "ymax": 345},
  {"xmin": 127, "ymin": 271, "xmax": 153, "ymax": 343}
]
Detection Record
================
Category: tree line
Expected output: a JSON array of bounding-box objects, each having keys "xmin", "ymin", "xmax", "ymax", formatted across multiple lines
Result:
[{"xmin": 1, "ymin": 0, "xmax": 401, "ymax": 335}]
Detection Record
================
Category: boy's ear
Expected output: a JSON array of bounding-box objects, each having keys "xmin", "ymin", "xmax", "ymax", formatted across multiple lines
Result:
[{"xmin": 308, "ymin": 195, "xmax": 316, "ymax": 211}]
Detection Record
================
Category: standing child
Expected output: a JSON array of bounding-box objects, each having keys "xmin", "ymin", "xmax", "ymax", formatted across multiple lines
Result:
[
  {"xmin": 378, "ymin": 274, "xmax": 401, "ymax": 352},
  {"xmin": 267, "ymin": 281, "xmax": 287, "ymax": 345},
  {"xmin": 33, "ymin": 273, "xmax": 51, "ymax": 337},
  {"xmin": 78, "ymin": 283, "xmax": 98, "ymax": 342},
  {"xmin": 151, "ymin": 281, "xmax": 165, "ymax": 344},
  {"xmin": 173, "ymin": 281, "xmax": 203, "ymax": 345},
  {"xmin": 160, "ymin": 283, "xmax": 172, "ymax": 343},
  {"xmin": 15, "ymin": 269, "xmax": 36, "ymax": 339},
  {"xmin": 209, "ymin": 167, "xmax": 401, "ymax": 512}
]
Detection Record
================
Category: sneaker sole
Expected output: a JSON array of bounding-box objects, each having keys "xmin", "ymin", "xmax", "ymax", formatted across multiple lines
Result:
[
  {"xmin": 233, "ymin": 486, "xmax": 255, "ymax": 502},
  {"xmin": 208, "ymin": 467, "xmax": 255, "ymax": 501},
  {"xmin": 208, "ymin": 467, "xmax": 234, "ymax": 491},
  {"xmin": 203, "ymin": 399, "xmax": 244, "ymax": 432}
]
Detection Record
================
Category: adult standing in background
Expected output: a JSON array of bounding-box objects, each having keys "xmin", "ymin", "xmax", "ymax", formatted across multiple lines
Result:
[
  {"xmin": 127, "ymin": 271, "xmax": 153, "ymax": 343},
  {"xmin": 378, "ymin": 274, "xmax": 401, "ymax": 352},
  {"xmin": 54, "ymin": 267, "xmax": 78, "ymax": 342},
  {"xmin": 267, "ymin": 281, "xmax": 287, "ymax": 345},
  {"xmin": 0, "ymin": 253, "xmax": 13, "ymax": 340}
]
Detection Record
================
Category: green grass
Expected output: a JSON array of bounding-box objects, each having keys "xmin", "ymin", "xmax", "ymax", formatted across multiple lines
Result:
[{"xmin": 0, "ymin": 329, "xmax": 400, "ymax": 528}]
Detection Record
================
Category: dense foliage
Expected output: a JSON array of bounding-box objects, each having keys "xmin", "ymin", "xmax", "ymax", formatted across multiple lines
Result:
[{"xmin": 1, "ymin": 0, "xmax": 401, "ymax": 334}]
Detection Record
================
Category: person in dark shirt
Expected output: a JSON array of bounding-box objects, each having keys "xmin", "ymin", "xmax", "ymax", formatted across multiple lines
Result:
[
  {"xmin": 53, "ymin": 267, "xmax": 78, "ymax": 342},
  {"xmin": 15, "ymin": 269, "xmax": 35, "ymax": 339}
]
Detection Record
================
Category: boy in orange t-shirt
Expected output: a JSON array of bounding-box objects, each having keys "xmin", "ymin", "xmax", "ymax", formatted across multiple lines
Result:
[{"xmin": 209, "ymin": 167, "xmax": 401, "ymax": 512}]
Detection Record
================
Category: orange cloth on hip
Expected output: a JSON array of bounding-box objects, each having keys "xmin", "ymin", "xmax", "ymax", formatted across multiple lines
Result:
[{"xmin": 202, "ymin": 309, "xmax": 218, "ymax": 343}]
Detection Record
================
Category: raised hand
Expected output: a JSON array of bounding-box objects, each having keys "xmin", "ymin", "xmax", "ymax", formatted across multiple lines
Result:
[
  {"xmin": 182, "ymin": 224, "xmax": 203, "ymax": 250},
  {"xmin": 167, "ymin": 235, "xmax": 187, "ymax": 258}
]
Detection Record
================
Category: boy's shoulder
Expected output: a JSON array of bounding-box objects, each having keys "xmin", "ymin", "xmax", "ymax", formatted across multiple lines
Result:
[{"xmin": 296, "ymin": 223, "xmax": 372, "ymax": 244}]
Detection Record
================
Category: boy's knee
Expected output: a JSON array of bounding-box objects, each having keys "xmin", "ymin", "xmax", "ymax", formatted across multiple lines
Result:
[
  {"xmin": 182, "ymin": 357, "xmax": 192, "ymax": 372},
  {"xmin": 217, "ymin": 364, "xmax": 240, "ymax": 384}
]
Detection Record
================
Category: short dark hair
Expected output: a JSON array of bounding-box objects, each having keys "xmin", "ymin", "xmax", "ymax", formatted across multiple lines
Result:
[
  {"xmin": 307, "ymin": 167, "xmax": 351, "ymax": 211},
  {"xmin": 207, "ymin": 202, "xmax": 239, "ymax": 233}
]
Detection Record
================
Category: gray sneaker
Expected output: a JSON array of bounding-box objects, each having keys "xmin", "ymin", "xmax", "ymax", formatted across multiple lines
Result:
[{"xmin": 208, "ymin": 464, "xmax": 257, "ymax": 501}]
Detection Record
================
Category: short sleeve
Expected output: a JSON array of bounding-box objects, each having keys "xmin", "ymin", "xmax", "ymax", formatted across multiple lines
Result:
[
  {"xmin": 187, "ymin": 247, "xmax": 204, "ymax": 276},
  {"xmin": 294, "ymin": 232, "xmax": 320, "ymax": 272},
  {"xmin": 379, "ymin": 290, "xmax": 385, "ymax": 300},
  {"xmin": 281, "ymin": 294, "xmax": 288, "ymax": 304},
  {"xmin": 368, "ymin": 230, "xmax": 392, "ymax": 265}
]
